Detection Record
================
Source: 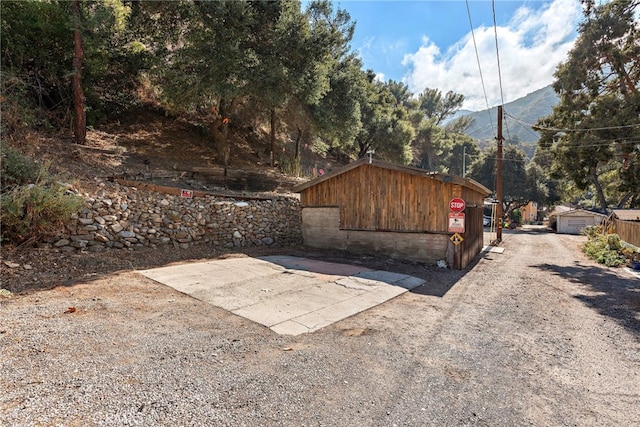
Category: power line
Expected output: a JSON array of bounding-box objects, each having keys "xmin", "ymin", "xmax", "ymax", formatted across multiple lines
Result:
[
  {"xmin": 502, "ymin": 109, "xmax": 542, "ymax": 140},
  {"xmin": 492, "ymin": 0, "xmax": 506, "ymax": 108},
  {"xmin": 465, "ymin": 0, "xmax": 495, "ymax": 136},
  {"xmin": 504, "ymin": 111, "xmax": 640, "ymax": 132}
]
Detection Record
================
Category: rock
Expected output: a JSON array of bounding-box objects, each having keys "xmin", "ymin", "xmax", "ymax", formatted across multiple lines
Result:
[
  {"xmin": 94, "ymin": 233, "xmax": 110, "ymax": 243},
  {"xmin": 29, "ymin": 183, "xmax": 303, "ymax": 253},
  {"xmin": 3, "ymin": 261, "xmax": 20, "ymax": 269},
  {"xmin": 54, "ymin": 239, "xmax": 70, "ymax": 247},
  {"xmin": 72, "ymin": 240, "xmax": 89, "ymax": 248}
]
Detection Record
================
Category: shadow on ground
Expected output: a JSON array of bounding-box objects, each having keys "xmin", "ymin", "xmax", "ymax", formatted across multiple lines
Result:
[
  {"xmin": 534, "ymin": 262, "xmax": 640, "ymax": 337},
  {"xmin": 3, "ymin": 244, "xmax": 466, "ymax": 298}
]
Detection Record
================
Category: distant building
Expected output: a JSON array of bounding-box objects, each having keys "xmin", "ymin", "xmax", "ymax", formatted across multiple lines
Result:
[
  {"xmin": 520, "ymin": 201, "xmax": 538, "ymax": 224},
  {"xmin": 553, "ymin": 208, "xmax": 606, "ymax": 235}
]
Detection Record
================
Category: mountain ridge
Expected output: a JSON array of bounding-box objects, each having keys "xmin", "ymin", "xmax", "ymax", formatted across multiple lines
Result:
[{"xmin": 459, "ymin": 85, "xmax": 559, "ymax": 158}]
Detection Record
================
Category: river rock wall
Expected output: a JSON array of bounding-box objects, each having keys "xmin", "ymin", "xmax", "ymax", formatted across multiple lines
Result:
[{"xmin": 52, "ymin": 181, "xmax": 302, "ymax": 252}]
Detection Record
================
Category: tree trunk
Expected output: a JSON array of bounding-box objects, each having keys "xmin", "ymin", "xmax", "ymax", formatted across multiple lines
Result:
[
  {"xmin": 210, "ymin": 98, "xmax": 235, "ymax": 174},
  {"xmin": 270, "ymin": 107, "xmax": 276, "ymax": 167},
  {"xmin": 590, "ymin": 167, "xmax": 608, "ymax": 212},
  {"xmin": 294, "ymin": 126, "xmax": 303, "ymax": 177},
  {"xmin": 616, "ymin": 191, "xmax": 633, "ymax": 209},
  {"xmin": 210, "ymin": 118, "xmax": 230, "ymax": 167},
  {"xmin": 72, "ymin": 0, "xmax": 86, "ymax": 145}
]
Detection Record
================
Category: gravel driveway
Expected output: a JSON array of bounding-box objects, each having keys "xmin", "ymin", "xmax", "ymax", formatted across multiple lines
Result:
[{"xmin": 1, "ymin": 228, "xmax": 639, "ymax": 426}]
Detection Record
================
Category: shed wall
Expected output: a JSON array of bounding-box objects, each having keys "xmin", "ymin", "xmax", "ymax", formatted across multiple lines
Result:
[
  {"xmin": 298, "ymin": 163, "xmax": 487, "ymax": 269},
  {"xmin": 300, "ymin": 164, "xmax": 485, "ymax": 232},
  {"xmin": 557, "ymin": 214, "xmax": 603, "ymax": 234}
]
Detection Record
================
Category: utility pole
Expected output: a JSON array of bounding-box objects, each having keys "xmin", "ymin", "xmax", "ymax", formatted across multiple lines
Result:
[{"xmin": 496, "ymin": 105, "xmax": 504, "ymax": 241}]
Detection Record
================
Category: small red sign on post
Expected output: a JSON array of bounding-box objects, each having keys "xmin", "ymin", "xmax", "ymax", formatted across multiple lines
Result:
[
  {"xmin": 449, "ymin": 197, "xmax": 466, "ymax": 213},
  {"xmin": 448, "ymin": 212, "xmax": 465, "ymax": 233}
]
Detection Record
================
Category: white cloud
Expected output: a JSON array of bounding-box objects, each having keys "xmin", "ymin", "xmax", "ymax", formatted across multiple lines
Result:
[{"xmin": 402, "ymin": 0, "xmax": 582, "ymax": 111}]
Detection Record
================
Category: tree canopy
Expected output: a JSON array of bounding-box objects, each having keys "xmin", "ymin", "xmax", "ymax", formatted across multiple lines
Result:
[
  {"xmin": 536, "ymin": 0, "xmax": 640, "ymax": 210},
  {"xmin": 6, "ymin": 0, "xmax": 574, "ymax": 208}
]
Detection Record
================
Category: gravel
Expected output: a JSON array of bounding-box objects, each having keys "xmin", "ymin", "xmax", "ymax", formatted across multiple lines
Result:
[{"xmin": 1, "ymin": 229, "xmax": 639, "ymax": 426}]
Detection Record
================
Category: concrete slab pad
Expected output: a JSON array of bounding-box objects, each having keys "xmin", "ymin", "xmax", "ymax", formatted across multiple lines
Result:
[
  {"xmin": 139, "ymin": 256, "xmax": 426, "ymax": 336},
  {"xmin": 482, "ymin": 245, "xmax": 506, "ymax": 254}
]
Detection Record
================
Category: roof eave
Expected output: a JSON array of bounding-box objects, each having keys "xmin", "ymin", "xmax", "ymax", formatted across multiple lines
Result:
[{"xmin": 293, "ymin": 158, "xmax": 492, "ymax": 196}]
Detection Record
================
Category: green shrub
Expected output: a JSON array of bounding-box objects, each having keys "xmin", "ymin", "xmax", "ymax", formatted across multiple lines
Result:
[
  {"xmin": 1, "ymin": 182, "xmax": 84, "ymax": 246},
  {"xmin": 0, "ymin": 146, "xmax": 84, "ymax": 246},
  {"xmin": 582, "ymin": 225, "xmax": 602, "ymax": 239},
  {"xmin": 1, "ymin": 146, "xmax": 42, "ymax": 192},
  {"xmin": 583, "ymin": 232, "xmax": 626, "ymax": 267},
  {"xmin": 280, "ymin": 155, "xmax": 301, "ymax": 177}
]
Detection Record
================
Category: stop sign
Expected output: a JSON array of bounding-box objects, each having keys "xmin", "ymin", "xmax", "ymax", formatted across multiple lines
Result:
[{"xmin": 449, "ymin": 197, "xmax": 466, "ymax": 213}]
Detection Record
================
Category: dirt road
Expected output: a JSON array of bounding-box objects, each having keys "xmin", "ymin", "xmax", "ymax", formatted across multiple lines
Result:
[{"xmin": 1, "ymin": 229, "xmax": 639, "ymax": 426}]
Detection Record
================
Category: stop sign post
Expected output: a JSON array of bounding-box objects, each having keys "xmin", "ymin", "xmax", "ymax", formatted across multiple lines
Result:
[{"xmin": 449, "ymin": 197, "xmax": 466, "ymax": 213}]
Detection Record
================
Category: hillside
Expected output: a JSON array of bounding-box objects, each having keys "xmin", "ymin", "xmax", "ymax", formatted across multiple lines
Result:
[
  {"xmin": 461, "ymin": 85, "xmax": 559, "ymax": 158},
  {"xmin": 5, "ymin": 108, "xmax": 336, "ymax": 196}
]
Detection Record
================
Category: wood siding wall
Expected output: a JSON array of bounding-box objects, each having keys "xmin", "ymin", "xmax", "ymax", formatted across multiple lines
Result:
[
  {"xmin": 299, "ymin": 164, "xmax": 487, "ymax": 269},
  {"xmin": 613, "ymin": 218, "xmax": 640, "ymax": 247},
  {"xmin": 300, "ymin": 164, "xmax": 485, "ymax": 232}
]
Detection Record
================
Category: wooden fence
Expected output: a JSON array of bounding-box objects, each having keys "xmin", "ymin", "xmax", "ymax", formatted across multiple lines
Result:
[{"xmin": 612, "ymin": 218, "xmax": 640, "ymax": 248}]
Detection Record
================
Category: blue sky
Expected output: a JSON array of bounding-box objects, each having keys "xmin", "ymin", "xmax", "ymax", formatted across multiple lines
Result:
[{"xmin": 331, "ymin": 0, "xmax": 583, "ymax": 110}]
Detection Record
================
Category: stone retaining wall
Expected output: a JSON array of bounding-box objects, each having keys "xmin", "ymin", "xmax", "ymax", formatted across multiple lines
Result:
[{"xmin": 52, "ymin": 181, "xmax": 302, "ymax": 252}]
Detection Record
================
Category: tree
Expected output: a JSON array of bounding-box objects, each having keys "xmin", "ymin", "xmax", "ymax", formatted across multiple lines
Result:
[
  {"xmin": 529, "ymin": 149, "xmax": 565, "ymax": 207},
  {"xmin": 537, "ymin": 0, "xmax": 640, "ymax": 210},
  {"xmin": 157, "ymin": 0, "xmax": 357, "ymax": 172},
  {"xmin": 72, "ymin": 0, "xmax": 86, "ymax": 145},
  {"xmin": 311, "ymin": 55, "xmax": 365, "ymax": 162},
  {"xmin": 1, "ymin": 1, "xmax": 74, "ymax": 129},
  {"xmin": 469, "ymin": 145, "xmax": 531, "ymax": 216},
  {"xmin": 353, "ymin": 74, "xmax": 414, "ymax": 164},
  {"xmin": 442, "ymin": 133, "xmax": 479, "ymax": 177},
  {"xmin": 1, "ymin": 0, "xmax": 136, "ymax": 135},
  {"xmin": 408, "ymin": 88, "xmax": 467, "ymax": 170},
  {"xmin": 273, "ymin": 0, "xmax": 356, "ymax": 171}
]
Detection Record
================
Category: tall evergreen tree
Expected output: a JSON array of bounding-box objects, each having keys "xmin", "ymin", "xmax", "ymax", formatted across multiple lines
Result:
[{"xmin": 537, "ymin": 0, "xmax": 640, "ymax": 210}]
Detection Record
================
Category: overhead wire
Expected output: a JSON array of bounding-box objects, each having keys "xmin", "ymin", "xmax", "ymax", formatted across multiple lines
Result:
[
  {"xmin": 503, "ymin": 111, "xmax": 640, "ymax": 132},
  {"xmin": 465, "ymin": 0, "xmax": 495, "ymax": 136},
  {"xmin": 491, "ymin": 0, "xmax": 506, "ymax": 109}
]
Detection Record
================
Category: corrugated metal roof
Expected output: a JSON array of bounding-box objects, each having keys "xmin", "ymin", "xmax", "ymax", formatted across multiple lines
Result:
[{"xmin": 292, "ymin": 157, "xmax": 491, "ymax": 196}]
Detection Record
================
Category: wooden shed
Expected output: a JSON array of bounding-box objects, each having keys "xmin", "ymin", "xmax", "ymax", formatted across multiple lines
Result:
[{"xmin": 293, "ymin": 158, "xmax": 491, "ymax": 269}]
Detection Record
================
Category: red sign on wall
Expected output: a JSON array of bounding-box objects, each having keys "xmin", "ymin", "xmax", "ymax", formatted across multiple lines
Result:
[
  {"xmin": 449, "ymin": 197, "xmax": 466, "ymax": 213},
  {"xmin": 448, "ymin": 213, "xmax": 466, "ymax": 233}
]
